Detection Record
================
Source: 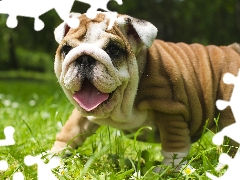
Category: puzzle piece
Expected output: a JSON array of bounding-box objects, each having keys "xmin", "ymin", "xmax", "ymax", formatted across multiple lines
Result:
[
  {"xmin": 216, "ymin": 70, "xmax": 240, "ymax": 121},
  {"xmin": 213, "ymin": 70, "xmax": 240, "ymax": 146},
  {"xmin": 0, "ymin": 159, "xmax": 24, "ymax": 180},
  {"xmin": 78, "ymin": 0, "xmax": 122, "ymax": 18},
  {"xmin": 0, "ymin": 0, "xmax": 77, "ymax": 31},
  {"xmin": 13, "ymin": 172, "xmax": 24, "ymax": 180},
  {"xmin": 0, "ymin": 126, "xmax": 58, "ymax": 179},
  {"xmin": 24, "ymin": 154, "xmax": 60, "ymax": 180},
  {"xmin": 0, "ymin": 126, "xmax": 21, "ymax": 179},
  {"xmin": 0, "ymin": 160, "xmax": 8, "ymax": 171},
  {"xmin": 206, "ymin": 152, "xmax": 240, "ymax": 180},
  {"xmin": 0, "ymin": 126, "xmax": 15, "ymax": 146},
  {"xmin": 207, "ymin": 69, "xmax": 240, "ymax": 180},
  {"xmin": 0, "ymin": 0, "xmax": 123, "ymax": 31},
  {"xmin": 78, "ymin": 0, "xmax": 122, "ymax": 30}
]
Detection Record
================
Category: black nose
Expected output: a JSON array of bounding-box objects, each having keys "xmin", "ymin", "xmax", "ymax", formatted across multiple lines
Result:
[{"xmin": 75, "ymin": 55, "xmax": 96, "ymax": 68}]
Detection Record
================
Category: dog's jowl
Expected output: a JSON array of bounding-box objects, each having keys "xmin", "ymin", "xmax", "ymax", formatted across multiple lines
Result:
[{"xmin": 52, "ymin": 12, "xmax": 240, "ymax": 166}]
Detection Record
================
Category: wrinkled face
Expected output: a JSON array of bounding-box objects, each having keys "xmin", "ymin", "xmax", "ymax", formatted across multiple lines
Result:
[{"xmin": 54, "ymin": 12, "xmax": 157, "ymax": 118}]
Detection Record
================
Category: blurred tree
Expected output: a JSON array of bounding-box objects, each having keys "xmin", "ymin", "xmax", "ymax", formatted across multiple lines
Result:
[
  {"xmin": 110, "ymin": 0, "xmax": 240, "ymax": 44},
  {"xmin": 0, "ymin": 0, "xmax": 240, "ymax": 71},
  {"xmin": 174, "ymin": 0, "xmax": 240, "ymax": 44},
  {"xmin": 8, "ymin": 33, "xmax": 17, "ymax": 69}
]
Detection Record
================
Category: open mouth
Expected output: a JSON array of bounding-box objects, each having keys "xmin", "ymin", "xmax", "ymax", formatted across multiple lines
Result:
[{"xmin": 73, "ymin": 79, "xmax": 111, "ymax": 112}]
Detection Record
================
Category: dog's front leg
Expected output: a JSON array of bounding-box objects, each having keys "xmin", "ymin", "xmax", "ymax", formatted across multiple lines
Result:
[
  {"xmin": 51, "ymin": 108, "xmax": 99, "ymax": 153},
  {"xmin": 155, "ymin": 113, "xmax": 191, "ymax": 166}
]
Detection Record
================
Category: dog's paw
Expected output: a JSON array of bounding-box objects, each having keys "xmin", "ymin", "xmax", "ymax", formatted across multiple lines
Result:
[
  {"xmin": 153, "ymin": 159, "xmax": 187, "ymax": 174},
  {"xmin": 51, "ymin": 141, "xmax": 73, "ymax": 157},
  {"xmin": 162, "ymin": 157, "xmax": 185, "ymax": 167},
  {"xmin": 152, "ymin": 150, "xmax": 189, "ymax": 173},
  {"xmin": 161, "ymin": 150, "xmax": 188, "ymax": 165}
]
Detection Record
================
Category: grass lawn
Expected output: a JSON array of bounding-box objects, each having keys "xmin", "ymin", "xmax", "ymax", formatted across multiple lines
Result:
[{"xmin": 0, "ymin": 73, "xmax": 228, "ymax": 179}]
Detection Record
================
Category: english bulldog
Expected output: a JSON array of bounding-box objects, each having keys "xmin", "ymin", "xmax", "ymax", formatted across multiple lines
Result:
[{"xmin": 52, "ymin": 11, "xmax": 240, "ymax": 166}]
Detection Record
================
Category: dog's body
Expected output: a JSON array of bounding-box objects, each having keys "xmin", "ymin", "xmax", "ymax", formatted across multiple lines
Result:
[{"xmin": 52, "ymin": 12, "xmax": 240, "ymax": 165}]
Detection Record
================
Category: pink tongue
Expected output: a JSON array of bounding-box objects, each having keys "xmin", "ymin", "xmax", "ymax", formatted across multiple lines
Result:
[{"xmin": 73, "ymin": 80, "xmax": 109, "ymax": 111}]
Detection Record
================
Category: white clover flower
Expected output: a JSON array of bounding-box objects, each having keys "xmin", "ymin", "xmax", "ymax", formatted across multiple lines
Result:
[
  {"xmin": 41, "ymin": 112, "xmax": 50, "ymax": 119},
  {"xmin": 181, "ymin": 165, "xmax": 196, "ymax": 176},
  {"xmin": 0, "ymin": 94, "xmax": 5, "ymax": 100},
  {"xmin": 2, "ymin": 99, "xmax": 11, "ymax": 107},
  {"xmin": 29, "ymin": 100, "xmax": 36, "ymax": 106},
  {"xmin": 59, "ymin": 167, "xmax": 68, "ymax": 175},
  {"xmin": 57, "ymin": 121, "xmax": 63, "ymax": 130},
  {"xmin": 11, "ymin": 102, "xmax": 19, "ymax": 108}
]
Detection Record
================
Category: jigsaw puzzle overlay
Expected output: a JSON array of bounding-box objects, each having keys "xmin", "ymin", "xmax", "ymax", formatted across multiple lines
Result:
[
  {"xmin": 206, "ymin": 70, "xmax": 240, "ymax": 180},
  {"xmin": 24, "ymin": 154, "xmax": 60, "ymax": 180},
  {"xmin": 0, "ymin": 126, "xmax": 25, "ymax": 180},
  {"xmin": 0, "ymin": 127, "xmax": 60, "ymax": 180},
  {"xmin": 0, "ymin": 127, "xmax": 16, "ymax": 177},
  {"xmin": 0, "ymin": 0, "xmax": 122, "ymax": 31},
  {"xmin": 1, "ymin": 0, "xmax": 240, "ymax": 179}
]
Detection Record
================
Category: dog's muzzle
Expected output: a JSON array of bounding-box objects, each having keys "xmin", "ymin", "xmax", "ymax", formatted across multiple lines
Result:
[
  {"xmin": 60, "ymin": 43, "xmax": 122, "ymax": 111},
  {"xmin": 74, "ymin": 55, "xmax": 96, "ymax": 80}
]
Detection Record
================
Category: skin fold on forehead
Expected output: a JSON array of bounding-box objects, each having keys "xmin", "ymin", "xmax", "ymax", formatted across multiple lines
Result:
[
  {"xmin": 63, "ymin": 13, "xmax": 118, "ymax": 43},
  {"xmin": 55, "ymin": 11, "xmax": 157, "ymax": 58},
  {"xmin": 56, "ymin": 13, "xmax": 133, "ymax": 65}
]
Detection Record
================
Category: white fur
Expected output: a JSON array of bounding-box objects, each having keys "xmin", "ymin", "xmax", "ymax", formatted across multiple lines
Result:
[
  {"xmin": 54, "ymin": 12, "xmax": 158, "ymax": 47},
  {"xmin": 161, "ymin": 150, "xmax": 189, "ymax": 166},
  {"xmin": 54, "ymin": 22, "xmax": 66, "ymax": 44},
  {"xmin": 131, "ymin": 20, "xmax": 157, "ymax": 47},
  {"xmin": 115, "ymin": 15, "xmax": 158, "ymax": 47},
  {"xmin": 54, "ymin": 13, "xmax": 81, "ymax": 44},
  {"xmin": 61, "ymin": 43, "xmax": 122, "ymax": 92},
  {"xmin": 84, "ymin": 21, "xmax": 107, "ymax": 43}
]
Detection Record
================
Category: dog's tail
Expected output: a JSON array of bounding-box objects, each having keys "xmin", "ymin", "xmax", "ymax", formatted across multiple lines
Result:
[{"xmin": 228, "ymin": 43, "xmax": 240, "ymax": 54}]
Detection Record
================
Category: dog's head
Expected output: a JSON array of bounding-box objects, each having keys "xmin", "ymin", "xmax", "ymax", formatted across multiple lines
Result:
[{"xmin": 54, "ymin": 12, "xmax": 157, "ymax": 120}]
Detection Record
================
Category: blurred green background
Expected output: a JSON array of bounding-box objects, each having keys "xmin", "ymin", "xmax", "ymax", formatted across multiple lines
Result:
[{"xmin": 0, "ymin": 0, "xmax": 240, "ymax": 73}]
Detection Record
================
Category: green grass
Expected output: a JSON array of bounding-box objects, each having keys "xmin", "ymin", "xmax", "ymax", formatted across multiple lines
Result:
[{"xmin": 0, "ymin": 75, "xmax": 229, "ymax": 179}]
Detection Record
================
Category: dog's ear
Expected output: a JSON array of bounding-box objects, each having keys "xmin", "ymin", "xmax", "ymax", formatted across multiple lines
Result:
[
  {"xmin": 54, "ymin": 13, "xmax": 81, "ymax": 44},
  {"xmin": 116, "ymin": 16, "xmax": 158, "ymax": 47},
  {"xmin": 54, "ymin": 22, "xmax": 70, "ymax": 44}
]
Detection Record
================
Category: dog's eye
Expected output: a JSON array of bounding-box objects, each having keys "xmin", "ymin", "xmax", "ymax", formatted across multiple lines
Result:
[
  {"xmin": 106, "ymin": 45, "xmax": 120, "ymax": 56},
  {"xmin": 61, "ymin": 44, "xmax": 72, "ymax": 56}
]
